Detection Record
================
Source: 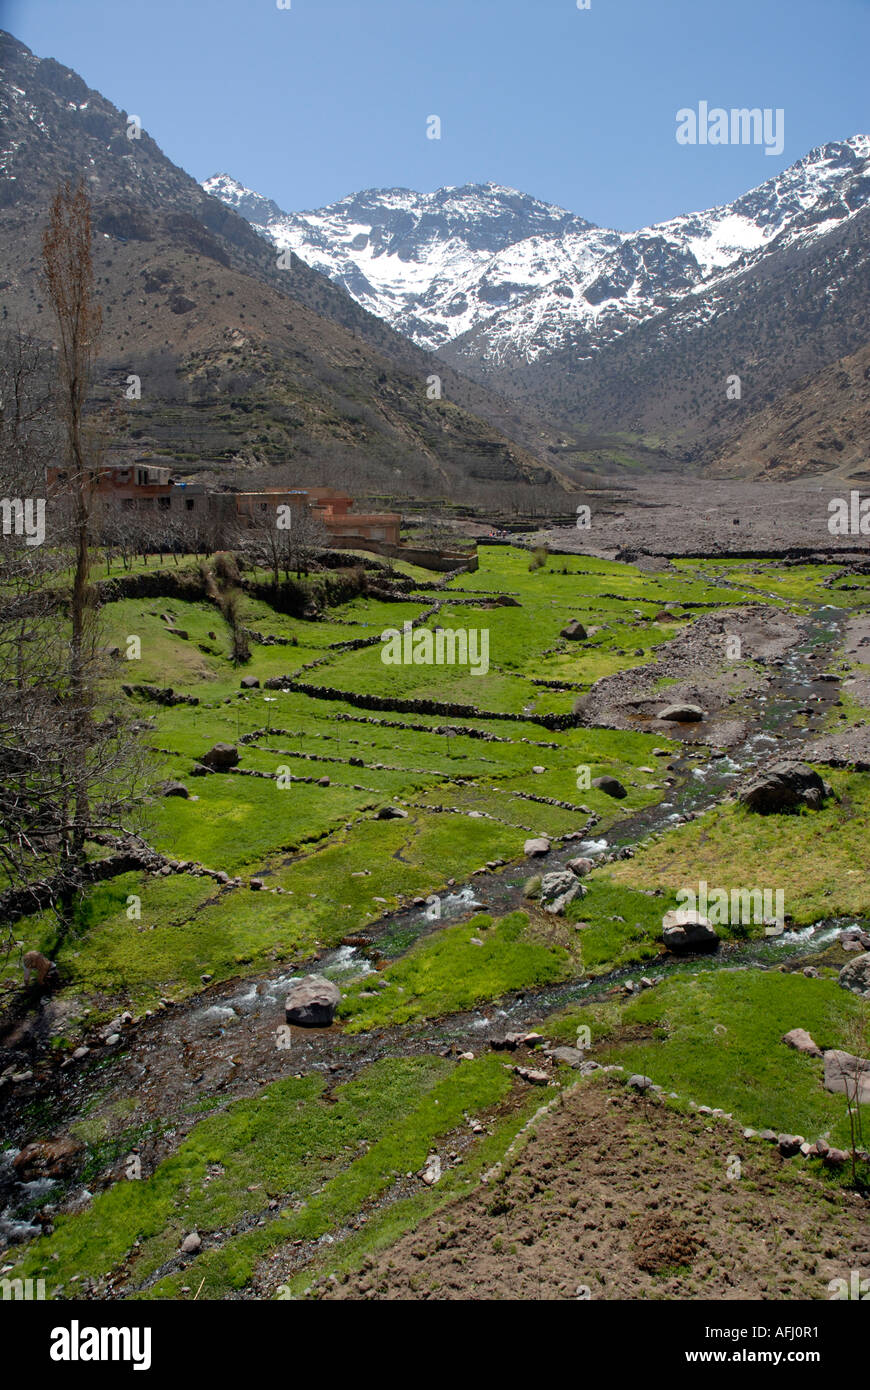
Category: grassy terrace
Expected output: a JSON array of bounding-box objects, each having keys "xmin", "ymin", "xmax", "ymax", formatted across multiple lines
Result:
[{"xmin": 546, "ymin": 968, "xmax": 869, "ymax": 1155}]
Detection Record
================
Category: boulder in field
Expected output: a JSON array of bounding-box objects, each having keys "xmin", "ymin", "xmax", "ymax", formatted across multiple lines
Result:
[
  {"xmin": 376, "ymin": 805, "xmax": 408, "ymax": 819},
  {"xmin": 493, "ymin": 594, "xmax": 521, "ymax": 607},
  {"xmin": 551, "ymin": 1046, "xmax": 584, "ymax": 1068},
  {"xmin": 284, "ymin": 974, "xmax": 341, "ymax": 1027},
  {"xmin": 823, "ymin": 1049, "xmax": 870, "ymax": 1105},
  {"xmin": 198, "ymin": 743, "xmax": 239, "ymax": 772},
  {"xmin": 592, "ymin": 776, "xmax": 627, "ymax": 799},
  {"xmin": 240, "ymin": 676, "xmax": 260, "ymax": 689},
  {"xmin": 161, "ymin": 780, "xmax": 190, "ymax": 799},
  {"xmin": 540, "ymin": 870, "xmax": 585, "ymax": 915},
  {"xmin": 657, "ymin": 703, "xmax": 704, "ymax": 722},
  {"xmin": 566, "ymin": 856, "xmax": 595, "ymax": 877},
  {"xmin": 523, "ymin": 836, "xmax": 551, "ymax": 857},
  {"xmin": 781, "ymin": 1028, "xmax": 822, "ymax": 1057},
  {"xmin": 822, "ymin": 1147, "xmax": 850, "ymax": 1168},
  {"xmin": 661, "ymin": 909, "xmax": 719, "ymax": 954},
  {"xmin": 514, "ymin": 1067, "xmax": 549, "ymax": 1085},
  {"xmin": 838, "ymin": 952, "xmax": 870, "ymax": 996},
  {"xmin": 627, "ymin": 1074, "xmax": 655, "ymax": 1091},
  {"xmin": 560, "ymin": 619, "xmax": 587, "ymax": 641},
  {"xmin": 740, "ymin": 761, "xmax": 827, "ymax": 814}
]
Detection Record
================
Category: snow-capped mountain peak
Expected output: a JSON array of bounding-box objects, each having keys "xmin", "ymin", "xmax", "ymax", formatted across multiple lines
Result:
[{"xmin": 203, "ymin": 136, "xmax": 870, "ymax": 363}]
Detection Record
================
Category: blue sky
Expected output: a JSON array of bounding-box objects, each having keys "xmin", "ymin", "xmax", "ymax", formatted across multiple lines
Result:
[{"xmin": 4, "ymin": 0, "xmax": 869, "ymax": 229}]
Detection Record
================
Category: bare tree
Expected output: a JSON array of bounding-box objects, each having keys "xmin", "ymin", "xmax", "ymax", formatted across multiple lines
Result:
[
  {"xmin": 284, "ymin": 503, "xmax": 329, "ymax": 578},
  {"xmin": 0, "ymin": 182, "xmax": 151, "ymax": 942},
  {"xmin": 42, "ymin": 181, "xmax": 103, "ymax": 889}
]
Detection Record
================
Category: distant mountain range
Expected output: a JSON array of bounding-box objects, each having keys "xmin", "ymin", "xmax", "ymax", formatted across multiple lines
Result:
[
  {"xmin": 207, "ymin": 140, "xmax": 870, "ymax": 475},
  {"xmin": 206, "ymin": 144, "xmax": 870, "ymax": 365},
  {"xmin": 0, "ymin": 30, "xmax": 568, "ymax": 503}
]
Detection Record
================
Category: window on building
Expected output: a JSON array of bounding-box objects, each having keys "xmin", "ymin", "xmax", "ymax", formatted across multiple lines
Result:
[
  {"xmin": 158, "ymin": 495, "xmax": 171, "ymax": 510},
  {"xmin": 185, "ymin": 498, "xmax": 195, "ymax": 512}
]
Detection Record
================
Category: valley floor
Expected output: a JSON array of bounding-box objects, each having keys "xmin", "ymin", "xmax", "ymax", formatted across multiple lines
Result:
[{"xmin": 1, "ymin": 543, "xmax": 868, "ymax": 1301}]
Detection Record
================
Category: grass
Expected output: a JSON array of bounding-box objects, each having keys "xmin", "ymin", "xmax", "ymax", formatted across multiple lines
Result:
[
  {"xmin": 592, "ymin": 969, "xmax": 870, "ymax": 1149},
  {"xmin": 340, "ymin": 910, "xmax": 577, "ymax": 1031},
  {"xmin": 6, "ymin": 543, "xmax": 868, "ymax": 1302},
  {"xmin": 605, "ymin": 768, "xmax": 870, "ymax": 926},
  {"xmin": 9, "ymin": 1054, "xmax": 520, "ymax": 1300}
]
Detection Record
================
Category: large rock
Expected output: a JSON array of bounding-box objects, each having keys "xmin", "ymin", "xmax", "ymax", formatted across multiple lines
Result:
[
  {"xmin": 199, "ymin": 743, "xmax": 239, "ymax": 772},
  {"xmin": 839, "ymin": 953, "xmax": 870, "ymax": 996},
  {"xmin": 740, "ymin": 761, "xmax": 827, "ymax": 814},
  {"xmin": 284, "ymin": 974, "xmax": 341, "ymax": 1027},
  {"xmin": 540, "ymin": 870, "xmax": 585, "ymax": 915},
  {"xmin": 592, "ymin": 776, "xmax": 626, "ymax": 799},
  {"xmin": 781, "ymin": 1028, "xmax": 822, "ymax": 1057},
  {"xmin": 524, "ymin": 836, "xmax": 551, "ymax": 857},
  {"xmin": 161, "ymin": 780, "xmax": 190, "ymax": 799},
  {"xmin": 551, "ymin": 1046, "xmax": 584, "ymax": 1068},
  {"xmin": 566, "ymin": 856, "xmax": 595, "ymax": 877},
  {"xmin": 657, "ymin": 703, "xmax": 704, "ymax": 722},
  {"xmin": 661, "ymin": 908, "xmax": 719, "ymax": 954},
  {"xmin": 421, "ymin": 1154, "xmax": 442, "ymax": 1186},
  {"xmin": 13, "ymin": 1137, "xmax": 83, "ymax": 1180},
  {"xmin": 824, "ymin": 1049, "xmax": 870, "ymax": 1105},
  {"xmin": 560, "ymin": 619, "xmax": 587, "ymax": 640},
  {"xmin": 376, "ymin": 805, "xmax": 408, "ymax": 820}
]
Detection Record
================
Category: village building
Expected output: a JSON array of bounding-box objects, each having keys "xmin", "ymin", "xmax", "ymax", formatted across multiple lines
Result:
[{"xmin": 46, "ymin": 464, "xmax": 401, "ymax": 549}]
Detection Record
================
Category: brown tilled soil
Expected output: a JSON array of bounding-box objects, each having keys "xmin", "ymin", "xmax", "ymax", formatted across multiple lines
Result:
[{"xmin": 321, "ymin": 1081, "xmax": 870, "ymax": 1301}]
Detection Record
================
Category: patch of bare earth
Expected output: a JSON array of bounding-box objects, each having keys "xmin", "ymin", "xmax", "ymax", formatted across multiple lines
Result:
[{"xmin": 321, "ymin": 1082, "xmax": 869, "ymax": 1301}]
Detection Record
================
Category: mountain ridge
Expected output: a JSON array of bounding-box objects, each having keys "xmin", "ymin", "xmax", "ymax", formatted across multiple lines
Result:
[
  {"xmin": 0, "ymin": 29, "xmax": 572, "ymax": 500},
  {"xmin": 204, "ymin": 137, "xmax": 870, "ymax": 364}
]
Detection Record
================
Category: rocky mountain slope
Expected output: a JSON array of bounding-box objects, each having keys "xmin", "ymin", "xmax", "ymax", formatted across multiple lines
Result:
[
  {"xmin": 0, "ymin": 31, "xmax": 566, "ymax": 499},
  {"xmin": 708, "ymin": 343, "xmax": 870, "ymax": 480}
]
